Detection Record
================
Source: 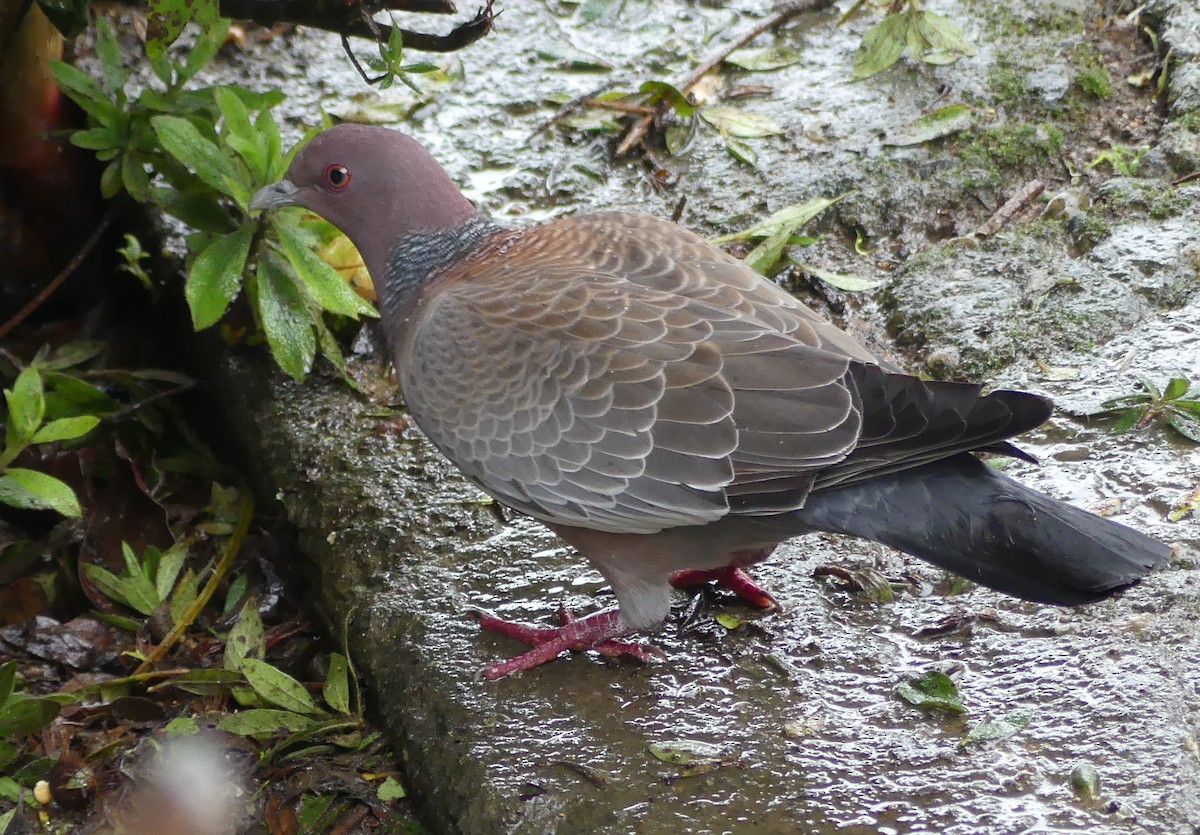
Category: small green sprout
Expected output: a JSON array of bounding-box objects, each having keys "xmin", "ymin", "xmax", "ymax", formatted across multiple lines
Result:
[{"xmin": 1093, "ymin": 374, "xmax": 1200, "ymax": 443}]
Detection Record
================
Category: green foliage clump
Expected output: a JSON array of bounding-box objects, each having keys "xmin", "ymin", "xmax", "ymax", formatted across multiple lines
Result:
[
  {"xmin": 851, "ymin": 4, "xmax": 975, "ymax": 80},
  {"xmin": 963, "ymin": 123, "xmax": 1065, "ymax": 169},
  {"xmin": 1071, "ymin": 45, "xmax": 1112, "ymax": 100},
  {"xmin": 1093, "ymin": 375, "xmax": 1200, "ymax": 443},
  {"xmin": 50, "ymin": 19, "xmax": 378, "ymax": 381}
]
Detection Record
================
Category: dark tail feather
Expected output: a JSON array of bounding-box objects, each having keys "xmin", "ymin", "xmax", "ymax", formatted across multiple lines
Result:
[{"xmin": 792, "ymin": 454, "xmax": 1172, "ymax": 605}]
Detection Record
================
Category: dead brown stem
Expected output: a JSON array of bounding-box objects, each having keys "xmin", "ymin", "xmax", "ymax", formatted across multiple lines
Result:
[{"xmin": 615, "ymin": 0, "xmax": 837, "ymax": 156}]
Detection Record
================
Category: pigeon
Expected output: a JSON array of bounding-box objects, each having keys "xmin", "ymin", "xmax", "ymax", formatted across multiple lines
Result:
[{"xmin": 251, "ymin": 124, "xmax": 1172, "ymax": 680}]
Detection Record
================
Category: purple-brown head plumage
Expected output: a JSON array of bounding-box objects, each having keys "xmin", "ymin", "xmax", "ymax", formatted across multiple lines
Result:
[{"xmin": 250, "ymin": 124, "xmax": 477, "ymax": 285}]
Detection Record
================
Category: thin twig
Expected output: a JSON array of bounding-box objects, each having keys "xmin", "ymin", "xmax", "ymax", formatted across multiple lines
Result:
[
  {"xmin": 582, "ymin": 98, "xmax": 655, "ymax": 115},
  {"xmin": 529, "ymin": 81, "xmax": 620, "ymax": 138},
  {"xmin": 616, "ymin": 0, "xmax": 836, "ymax": 156},
  {"xmin": 971, "ymin": 179, "xmax": 1045, "ymax": 239},
  {"xmin": 133, "ymin": 495, "xmax": 255, "ymax": 674},
  {"xmin": 0, "ymin": 204, "xmax": 115, "ymax": 341}
]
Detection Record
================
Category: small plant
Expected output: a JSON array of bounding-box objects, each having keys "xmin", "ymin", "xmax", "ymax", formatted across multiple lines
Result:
[
  {"xmin": 1093, "ymin": 374, "xmax": 1200, "ymax": 442},
  {"xmin": 83, "ymin": 541, "xmax": 191, "ymax": 619},
  {"xmin": 51, "ymin": 19, "xmax": 378, "ymax": 381},
  {"xmin": 354, "ymin": 24, "xmax": 440, "ymax": 90},
  {"xmin": 0, "ymin": 367, "xmax": 98, "ymax": 518},
  {"xmin": 848, "ymin": 0, "xmax": 975, "ymax": 80},
  {"xmin": 1086, "ymin": 144, "xmax": 1148, "ymax": 177}
]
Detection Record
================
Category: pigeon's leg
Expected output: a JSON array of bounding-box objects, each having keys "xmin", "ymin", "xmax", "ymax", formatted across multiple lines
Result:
[
  {"xmin": 670, "ymin": 553, "xmax": 779, "ymax": 611},
  {"xmin": 473, "ymin": 607, "xmax": 664, "ymax": 680}
]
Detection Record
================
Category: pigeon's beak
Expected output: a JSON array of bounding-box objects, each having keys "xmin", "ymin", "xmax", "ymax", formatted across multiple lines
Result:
[{"xmin": 250, "ymin": 178, "xmax": 300, "ymax": 211}]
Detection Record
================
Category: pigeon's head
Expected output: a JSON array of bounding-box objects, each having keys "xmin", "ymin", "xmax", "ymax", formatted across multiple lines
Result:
[{"xmin": 251, "ymin": 124, "xmax": 476, "ymax": 279}]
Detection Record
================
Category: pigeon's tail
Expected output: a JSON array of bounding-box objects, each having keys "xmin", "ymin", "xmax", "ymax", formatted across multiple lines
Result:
[{"xmin": 791, "ymin": 454, "xmax": 1172, "ymax": 605}]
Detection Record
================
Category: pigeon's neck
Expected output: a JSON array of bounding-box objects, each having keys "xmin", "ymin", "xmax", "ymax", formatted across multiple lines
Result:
[{"xmin": 379, "ymin": 213, "xmax": 500, "ymax": 355}]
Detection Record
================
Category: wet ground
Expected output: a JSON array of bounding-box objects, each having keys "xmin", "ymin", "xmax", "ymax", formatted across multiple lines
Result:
[{"xmin": 197, "ymin": 0, "xmax": 1200, "ymax": 831}]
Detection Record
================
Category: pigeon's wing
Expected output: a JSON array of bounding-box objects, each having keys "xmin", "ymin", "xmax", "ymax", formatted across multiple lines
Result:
[
  {"xmin": 565, "ymin": 212, "xmax": 889, "ymax": 367},
  {"xmin": 399, "ymin": 219, "xmax": 865, "ymax": 534}
]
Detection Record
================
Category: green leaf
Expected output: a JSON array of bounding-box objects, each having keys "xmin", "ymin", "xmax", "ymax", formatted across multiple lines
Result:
[
  {"xmin": 1070, "ymin": 762, "xmax": 1100, "ymax": 799},
  {"xmin": 1170, "ymin": 399, "xmax": 1200, "ymax": 417},
  {"xmin": 32, "ymin": 341, "xmax": 106, "ymax": 372},
  {"xmin": 896, "ymin": 669, "xmax": 966, "ymax": 714},
  {"xmin": 216, "ymin": 87, "xmax": 267, "ymax": 181},
  {"xmin": 0, "ymin": 469, "xmax": 81, "ymax": 517},
  {"xmin": 711, "ymin": 196, "xmax": 842, "ymax": 244},
  {"xmin": 0, "ymin": 694, "xmax": 62, "ymax": 737},
  {"xmin": 186, "ymin": 226, "xmax": 254, "ymax": 329},
  {"xmin": 298, "ymin": 795, "xmax": 337, "ymax": 829},
  {"xmin": 698, "ymin": 106, "xmax": 782, "ymax": 138},
  {"xmin": 169, "ymin": 568, "xmax": 199, "ymax": 627},
  {"xmin": 87, "ymin": 549, "xmax": 159, "ymax": 616},
  {"xmin": 99, "ymin": 160, "xmax": 123, "ymax": 199},
  {"xmin": 884, "ymin": 104, "xmax": 977, "ymax": 146},
  {"xmin": 249, "ymin": 252, "xmax": 317, "ymax": 380},
  {"xmin": 240, "ymin": 658, "xmax": 322, "ymax": 715},
  {"xmin": 1135, "ymin": 374, "xmax": 1162, "ymax": 401},
  {"xmin": 42, "ymin": 375, "xmax": 117, "ymax": 419},
  {"xmin": 93, "ymin": 17, "xmax": 127, "ymax": 97},
  {"xmin": 224, "ymin": 600, "xmax": 265, "ymax": 672},
  {"xmin": 1163, "ymin": 376, "xmax": 1191, "ymax": 401},
  {"xmin": 217, "ymin": 705, "xmax": 316, "ymax": 739},
  {"xmin": 165, "ymin": 716, "xmax": 200, "ymax": 736},
  {"xmin": 276, "ymin": 223, "xmax": 377, "ymax": 319},
  {"xmin": 376, "ymin": 775, "xmax": 407, "ymax": 801},
  {"xmin": 745, "ymin": 220, "xmax": 796, "ymax": 275},
  {"xmin": 852, "ymin": 12, "xmax": 909, "ymax": 79},
  {"xmin": 0, "ymin": 661, "xmax": 15, "ymax": 705},
  {"xmin": 1166, "ymin": 410, "xmax": 1200, "ymax": 443},
  {"xmin": 323, "ymin": 653, "xmax": 351, "ymax": 715},
  {"xmin": 725, "ymin": 45, "xmax": 804, "ymax": 71},
  {"xmin": 154, "ymin": 541, "xmax": 188, "ymax": 602},
  {"xmin": 122, "ymin": 151, "xmax": 152, "ymax": 202},
  {"xmin": 5, "ymin": 368, "xmax": 45, "ymax": 450},
  {"xmin": 0, "ymin": 740, "xmax": 16, "ymax": 772},
  {"xmin": 963, "ymin": 710, "xmax": 1031, "ymax": 745},
  {"xmin": 82, "ymin": 563, "xmax": 132, "ymax": 609},
  {"xmin": 31, "ymin": 415, "xmax": 99, "ymax": 444},
  {"xmin": 648, "ymin": 739, "xmax": 728, "ymax": 766},
  {"xmin": 152, "ymin": 115, "xmax": 250, "ymax": 206},
  {"xmin": 914, "ymin": 11, "xmax": 975, "ymax": 63},
  {"xmin": 714, "ymin": 612, "xmax": 742, "ymax": 630},
  {"xmin": 1110, "ymin": 408, "xmax": 1145, "ymax": 433},
  {"xmin": 256, "ymin": 108, "xmax": 284, "ymax": 179},
  {"xmin": 639, "ymin": 80, "xmax": 695, "ymax": 118},
  {"xmin": 49, "ymin": 61, "xmax": 121, "ymax": 126},
  {"xmin": 795, "ymin": 262, "xmax": 883, "ymax": 292},
  {"xmin": 158, "ymin": 187, "xmax": 237, "ymax": 234},
  {"xmin": 723, "ymin": 136, "xmax": 758, "ymax": 167},
  {"xmin": 146, "ymin": 0, "xmax": 222, "ymax": 60},
  {"xmin": 146, "ymin": 0, "xmax": 192, "ymax": 58},
  {"xmin": 169, "ymin": 668, "xmax": 246, "ymax": 696},
  {"xmin": 217, "ymin": 708, "xmax": 316, "ymax": 737},
  {"xmin": 70, "ymin": 127, "xmax": 119, "ymax": 151},
  {"xmin": 181, "ymin": 16, "xmax": 228, "ymax": 81},
  {"xmin": 0, "ymin": 777, "xmax": 20, "ymax": 803}
]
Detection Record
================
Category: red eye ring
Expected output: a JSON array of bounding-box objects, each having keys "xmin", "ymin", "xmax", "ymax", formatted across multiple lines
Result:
[{"xmin": 323, "ymin": 163, "xmax": 351, "ymax": 191}]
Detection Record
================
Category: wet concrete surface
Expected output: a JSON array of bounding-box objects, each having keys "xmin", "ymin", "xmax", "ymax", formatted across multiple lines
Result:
[{"xmin": 195, "ymin": 0, "xmax": 1200, "ymax": 831}]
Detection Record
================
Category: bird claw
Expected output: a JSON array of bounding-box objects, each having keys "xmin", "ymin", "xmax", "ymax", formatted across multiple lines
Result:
[
  {"xmin": 472, "ymin": 606, "xmax": 661, "ymax": 679},
  {"xmin": 669, "ymin": 566, "xmax": 781, "ymax": 611}
]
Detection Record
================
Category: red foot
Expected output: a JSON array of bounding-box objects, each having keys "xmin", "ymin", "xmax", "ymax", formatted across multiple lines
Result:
[
  {"xmin": 669, "ymin": 566, "xmax": 779, "ymax": 610},
  {"xmin": 471, "ymin": 607, "xmax": 664, "ymax": 680}
]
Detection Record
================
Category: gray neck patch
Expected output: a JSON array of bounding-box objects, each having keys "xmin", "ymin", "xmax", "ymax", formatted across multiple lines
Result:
[{"xmin": 380, "ymin": 213, "xmax": 500, "ymax": 324}]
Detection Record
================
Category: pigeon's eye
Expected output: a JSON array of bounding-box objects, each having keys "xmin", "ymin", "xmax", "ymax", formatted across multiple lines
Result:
[{"xmin": 323, "ymin": 164, "xmax": 351, "ymax": 191}]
